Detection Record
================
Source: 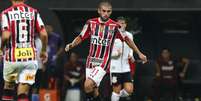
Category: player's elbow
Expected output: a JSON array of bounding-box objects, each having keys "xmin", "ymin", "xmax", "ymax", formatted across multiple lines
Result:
[{"xmin": 39, "ymin": 30, "xmax": 48, "ymax": 40}]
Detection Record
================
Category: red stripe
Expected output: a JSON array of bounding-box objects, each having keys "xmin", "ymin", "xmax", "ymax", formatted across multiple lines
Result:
[
  {"xmin": 95, "ymin": 25, "xmax": 103, "ymax": 58},
  {"xmin": 2, "ymin": 95, "xmax": 14, "ymax": 100},
  {"xmin": 11, "ymin": 20, "xmax": 16, "ymax": 62},
  {"xmin": 101, "ymin": 33, "xmax": 112, "ymax": 68},
  {"xmin": 86, "ymin": 23, "xmax": 96, "ymax": 68},
  {"xmin": 101, "ymin": 25, "xmax": 114, "ymax": 69},
  {"xmin": 30, "ymin": 7, "xmax": 36, "ymax": 60}
]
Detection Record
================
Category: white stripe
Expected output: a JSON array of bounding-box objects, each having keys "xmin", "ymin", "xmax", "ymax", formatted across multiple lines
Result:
[
  {"xmin": 80, "ymin": 23, "xmax": 89, "ymax": 37},
  {"xmin": 1, "ymin": 13, "xmax": 9, "ymax": 30},
  {"xmin": 37, "ymin": 13, "xmax": 44, "ymax": 28}
]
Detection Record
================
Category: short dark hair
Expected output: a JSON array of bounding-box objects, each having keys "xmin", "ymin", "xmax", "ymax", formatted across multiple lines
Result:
[
  {"xmin": 11, "ymin": 0, "xmax": 24, "ymax": 1},
  {"xmin": 116, "ymin": 16, "xmax": 128, "ymax": 24},
  {"xmin": 98, "ymin": 0, "xmax": 112, "ymax": 9}
]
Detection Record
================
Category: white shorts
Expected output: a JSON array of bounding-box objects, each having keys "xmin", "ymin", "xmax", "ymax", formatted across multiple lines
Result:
[
  {"xmin": 86, "ymin": 66, "xmax": 106, "ymax": 87},
  {"xmin": 3, "ymin": 60, "xmax": 38, "ymax": 85}
]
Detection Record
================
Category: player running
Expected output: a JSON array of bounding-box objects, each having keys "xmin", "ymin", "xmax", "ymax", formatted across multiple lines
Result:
[
  {"xmin": 65, "ymin": 1, "xmax": 147, "ymax": 101},
  {"xmin": 0, "ymin": 0, "xmax": 48, "ymax": 100}
]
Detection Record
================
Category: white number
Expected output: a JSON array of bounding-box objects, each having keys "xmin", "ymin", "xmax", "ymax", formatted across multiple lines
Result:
[{"xmin": 19, "ymin": 22, "xmax": 28, "ymax": 42}]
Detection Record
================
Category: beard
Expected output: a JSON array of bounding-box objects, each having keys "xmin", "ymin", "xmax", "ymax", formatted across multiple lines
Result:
[{"xmin": 100, "ymin": 16, "xmax": 109, "ymax": 22}]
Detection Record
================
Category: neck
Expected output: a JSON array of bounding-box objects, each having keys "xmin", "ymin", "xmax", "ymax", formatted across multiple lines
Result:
[
  {"xmin": 12, "ymin": 1, "xmax": 24, "ymax": 5},
  {"xmin": 99, "ymin": 17, "xmax": 109, "ymax": 23}
]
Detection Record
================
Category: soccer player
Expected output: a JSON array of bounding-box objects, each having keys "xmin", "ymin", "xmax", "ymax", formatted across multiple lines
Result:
[
  {"xmin": 110, "ymin": 16, "xmax": 136, "ymax": 101},
  {"xmin": 65, "ymin": 1, "xmax": 147, "ymax": 101},
  {"xmin": 0, "ymin": 0, "xmax": 48, "ymax": 100}
]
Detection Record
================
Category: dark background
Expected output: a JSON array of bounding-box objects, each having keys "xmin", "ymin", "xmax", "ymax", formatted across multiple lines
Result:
[{"xmin": 1, "ymin": 0, "xmax": 201, "ymax": 100}]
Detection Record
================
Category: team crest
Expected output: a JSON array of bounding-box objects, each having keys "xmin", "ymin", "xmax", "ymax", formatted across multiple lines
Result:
[{"xmin": 112, "ymin": 76, "xmax": 117, "ymax": 83}]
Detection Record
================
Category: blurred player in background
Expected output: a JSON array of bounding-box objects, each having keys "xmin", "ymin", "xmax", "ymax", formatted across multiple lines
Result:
[
  {"xmin": 110, "ymin": 16, "xmax": 135, "ymax": 101},
  {"xmin": 0, "ymin": 0, "xmax": 48, "ymax": 100},
  {"xmin": 65, "ymin": 0, "xmax": 147, "ymax": 101}
]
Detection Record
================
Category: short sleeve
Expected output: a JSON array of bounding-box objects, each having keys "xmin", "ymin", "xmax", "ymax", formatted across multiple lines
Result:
[
  {"xmin": 79, "ymin": 21, "xmax": 91, "ymax": 41},
  {"xmin": 35, "ymin": 12, "xmax": 45, "ymax": 33},
  {"xmin": 1, "ymin": 12, "xmax": 11, "ymax": 32},
  {"xmin": 115, "ymin": 27, "xmax": 124, "ymax": 41}
]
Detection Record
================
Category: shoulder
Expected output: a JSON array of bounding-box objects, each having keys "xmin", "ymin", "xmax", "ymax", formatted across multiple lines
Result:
[
  {"xmin": 108, "ymin": 19, "xmax": 119, "ymax": 27},
  {"xmin": 1, "ymin": 6, "xmax": 13, "ymax": 14},
  {"xmin": 87, "ymin": 18, "xmax": 98, "ymax": 24}
]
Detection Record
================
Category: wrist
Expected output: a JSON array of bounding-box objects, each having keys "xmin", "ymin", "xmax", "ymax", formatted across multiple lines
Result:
[
  {"xmin": 41, "ymin": 47, "xmax": 47, "ymax": 52},
  {"xmin": 137, "ymin": 51, "xmax": 142, "ymax": 56}
]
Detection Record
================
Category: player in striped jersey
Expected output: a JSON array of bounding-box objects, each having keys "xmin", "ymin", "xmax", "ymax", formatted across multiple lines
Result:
[
  {"xmin": 65, "ymin": 1, "xmax": 147, "ymax": 101},
  {"xmin": 0, "ymin": 0, "xmax": 48, "ymax": 101}
]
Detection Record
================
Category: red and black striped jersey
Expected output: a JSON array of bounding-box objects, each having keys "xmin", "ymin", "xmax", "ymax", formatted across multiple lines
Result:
[
  {"xmin": 1, "ymin": 3, "xmax": 45, "ymax": 62},
  {"xmin": 79, "ymin": 17, "xmax": 124, "ymax": 71}
]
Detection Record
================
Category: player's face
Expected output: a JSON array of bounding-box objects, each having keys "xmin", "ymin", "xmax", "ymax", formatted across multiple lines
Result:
[
  {"xmin": 161, "ymin": 49, "xmax": 171, "ymax": 59},
  {"xmin": 98, "ymin": 5, "xmax": 112, "ymax": 21},
  {"xmin": 117, "ymin": 20, "xmax": 127, "ymax": 31}
]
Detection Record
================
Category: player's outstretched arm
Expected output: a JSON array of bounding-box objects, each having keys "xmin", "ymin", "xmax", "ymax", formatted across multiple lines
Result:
[
  {"xmin": 124, "ymin": 36, "xmax": 147, "ymax": 64},
  {"xmin": 65, "ymin": 36, "xmax": 82, "ymax": 52}
]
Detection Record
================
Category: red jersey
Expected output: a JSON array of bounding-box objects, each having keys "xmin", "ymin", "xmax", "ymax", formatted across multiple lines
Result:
[
  {"xmin": 79, "ymin": 18, "xmax": 124, "ymax": 71},
  {"xmin": 1, "ymin": 3, "xmax": 45, "ymax": 62}
]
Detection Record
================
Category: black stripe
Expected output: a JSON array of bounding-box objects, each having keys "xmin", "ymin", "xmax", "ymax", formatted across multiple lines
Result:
[
  {"xmin": 16, "ymin": 20, "xmax": 20, "ymax": 43},
  {"xmin": 92, "ymin": 24, "xmax": 99, "ymax": 57},
  {"xmin": 34, "ymin": 11, "xmax": 37, "ymax": 31},
  {"xmin": 104, "ymin": 27, "xmax": 117, "ymax": 70},
  {"xmin": 24, "ymin": 7, "xmax": 30, "ymax": 42},
  {"xmin": 5, "ymin": 13, "xmax": 10, "ymax": 30},
  {"xmin": 100, "ymin": 26, "xmax": 108, "ymax": 58},
  {"xmin": 26, "ymin": 20, "xmax": 30, "ymax": 42}
]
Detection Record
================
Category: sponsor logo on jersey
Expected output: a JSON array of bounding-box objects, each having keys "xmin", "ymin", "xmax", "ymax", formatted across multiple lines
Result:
[
  {"xmin": 15, "ymin": 48, "xmax": 34, "ymax": 59},
  {"xmin": 8, "ymin": 11, "xmax": 34, "ymax": 20},
  {"xmin": 91, "ymin": 35, "xmax": 110, "ymax": 46}
]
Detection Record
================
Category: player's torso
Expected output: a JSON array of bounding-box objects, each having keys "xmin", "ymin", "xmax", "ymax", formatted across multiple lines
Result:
[
  {"xmin": 3, "ymin": 4, "xmax": 37, "ymax": 62},
  {"xmin": 86, "ymin": 18, "xmax": 118, "ymax": 70},
  {"xmin": 110, "ymin": 31, "xmax": 133, "ymax": 73}
]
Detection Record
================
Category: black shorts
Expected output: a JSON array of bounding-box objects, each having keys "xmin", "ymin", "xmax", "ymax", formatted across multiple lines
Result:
[{"xmin": 111, "ymin": 72, "xmax": 132, "ymax": 85}]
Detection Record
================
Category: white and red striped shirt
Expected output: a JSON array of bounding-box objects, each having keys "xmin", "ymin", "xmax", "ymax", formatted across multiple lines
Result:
[
  {"xmin": 80, "ymin": 17, "xmax": 124, "ymax": 71},
  {"xmin": 1, "ymin": 3, "xmax": 45, "ymax": 62}
]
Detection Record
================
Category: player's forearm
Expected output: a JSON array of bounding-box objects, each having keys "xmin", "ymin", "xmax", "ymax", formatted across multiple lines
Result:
[
  {"xmin": 182, "ymin": 63, "xmax": 189, "ymax": 74},
  {"xmin": 40, "ymin": 30, "xmax": 48, "ymax": 52},
  {"xmin": 125, "ymin": 36, "xmax": 142, "ymax": 55},
  {"xmin": 1, "ymin": 31, "xmax": 11, "ymax": 50},
  {"xmin": 68, "ymin": 36, "xmax": 82, "ymax": 49},
  {"xmin": 156, "ymin": 63, "xmax": 161, "ymax": 74}
]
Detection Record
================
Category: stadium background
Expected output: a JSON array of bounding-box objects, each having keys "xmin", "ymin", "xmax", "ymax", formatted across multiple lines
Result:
[{"xmin": 1, "ymin": 0, "xmax": 201, "ymax": 101}]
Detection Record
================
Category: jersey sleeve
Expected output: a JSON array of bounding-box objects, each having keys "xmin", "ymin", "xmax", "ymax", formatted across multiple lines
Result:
[
  {"xmin": 115, "ymin": 26, "xmax": 124, "ymax": 41},
  {"xmin": 35, "ymin": 12, "xmax": 45, "ymax": 33},
  {"xmin": 79, "ymin": 20, "xmax": 91, "ymax": 41},
  {"xmin": 128, "ymin": 32, "xmax": 134, "ymax": 57},
  {"xmin": 1, "ymin": 12, "xmax": 11, "ymax": 32}
]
